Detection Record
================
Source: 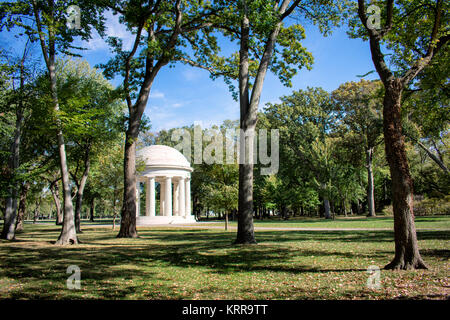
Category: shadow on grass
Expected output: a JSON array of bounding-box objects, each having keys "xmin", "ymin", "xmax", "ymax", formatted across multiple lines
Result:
[{"xmin": 1, "ymin": 226, "xmax": 448, "ymax": 299}]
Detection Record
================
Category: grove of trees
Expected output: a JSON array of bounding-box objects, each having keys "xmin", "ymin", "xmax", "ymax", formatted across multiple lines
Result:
[{"xmin": 0, "ymin": 0, "xmax": 448, "ymax": 271}]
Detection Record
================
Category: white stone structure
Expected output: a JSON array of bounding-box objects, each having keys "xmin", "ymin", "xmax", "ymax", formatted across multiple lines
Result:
[{"xmin": 135, "ymin": 145, "xmax": 195, "ymax": 225}]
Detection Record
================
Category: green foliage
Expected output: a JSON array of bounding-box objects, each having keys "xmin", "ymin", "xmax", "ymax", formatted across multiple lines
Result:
[
  {"xmin": 331, "ymin": 79, "xmax": 384, "ymax": 149},
  {"xmin": 263, "ymin": 87, "xmax": 367, "ymax": 215},
  {"xmin": 348, "ymin": 0, "xmax": 449, "ymax": 78},
  {"xmin": 0, "ymin": 0, "xmax": 106, "ymax": 56},
  {"xmin": 209, "ymin": 0, "xmax": 348, "ymax": 99},
  {"xmin": 414, "ymin": 195, "xmax": 450, "ymax": 216},
  {"xmin": 98, "ymin": 0, "xmax": 224, "ymax": 103}
]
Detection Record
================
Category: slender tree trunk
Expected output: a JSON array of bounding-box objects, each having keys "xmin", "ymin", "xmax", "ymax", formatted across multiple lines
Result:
[
  {"xmin": 74, "ymin": 147, "xmax": 91, "ymax": 233},
  {"xmin": 1, "ymin": 105, "xmax": 23, "ymax": 240},
  {"xmin": 1, "ymin": 39, "xmax": 28, "ymax": 240},
  {"xmin": 49, "ymin": 54, "xmax": 76, "ymax": 244},
  {"xmin": 15, "ymin": 182, "xmax": 30, "ymax": 232},
  {"xmin": 343, "ymin": 201, "xmax": 348, "ymax": 217},
  {"xmin": 33, "ymin": 199, "xmax": 41, "ymax": 224},
  {"xmin": 50, "ymin": 181, "xmax": 63, "ymax": 225},
  {"xmin": 323, "ymin": 197, "xmax": 331, "ymax": 219},
  {"xmin": 90, "ymin": 198, "xmax": 95, "ymax": 222},
  {"xmin": 225, "ymin": 212, "xmax": 228, "ymax": 231},
  {"xmin": 383, "ymin": 81, "xmax": 427, "ymax": 270},
  {"xmin": 367, "ymin": 147, "xmax": 376, "ymax": 217},
  {"xmin": 32, "ymin": 0, "xmax": 76, "ymax": 244},
  {"xmin": 415, "ymin": 139, "xmax": 449, "ymax": 174}
]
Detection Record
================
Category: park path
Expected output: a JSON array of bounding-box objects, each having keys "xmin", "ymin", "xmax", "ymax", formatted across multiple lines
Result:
[
  {"xmin": 134, "ymin": 224, "xmax": 449, "ymax": 232},
  {"xmin": 27, "ymin": 221, "xmax": 449, "ymax": 232},
  {"xmin": 93, "ymin": 222, "xmax": 449, "ymax": 232}
]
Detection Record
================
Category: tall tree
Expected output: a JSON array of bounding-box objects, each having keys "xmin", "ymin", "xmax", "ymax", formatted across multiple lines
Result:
[
  {"xmin": 402, "ymin": 48, "xmax": 449, "ymax": 175},
  {"xmin": 54, "ymin": 58, "xmax": 123, "ymax": 233},
  {"xmin": 1, "ymin": 0, "xmax": 105, "ymax": 244},
  {"xmin": 0, "ymin": 39, "xmax": 32, "ymax": 239},
  {"xmin": 265, "ymin": 88, "xmax": 343, "ymax": 219},
  {"xmin": 351, "ymin": 0, "xmax": 449, "ymax": 269},
  {"xmin": 332, "ymin": 80, "xmax": 384, "ymax": 217},
  {"xmin": 212, "ymin": 0, "xmax": 344, "ymax": 243},
  {"xmin": 99, "ymin": 0, "xmax": 224, "ymax": 238}
]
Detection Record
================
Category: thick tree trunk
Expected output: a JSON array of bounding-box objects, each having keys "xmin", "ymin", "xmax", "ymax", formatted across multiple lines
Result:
[
  {"xmin": 15, "ymin": 182, "xmax": 30, "ymax": 232},
  {"xmin": 2, "ymin": 195, "xmax": 18, "ymax": 240},
  {"xmin": 234, "ymin": 12, "xmax": 256, "ymax": 245},
  {"xmin": 383, "ymin": 81, "xmax": 427, "ymax": 270},
  {"xmin": 236, "ymin": 162, "xmax": 256, "ymax": 243},
  {"xmin": 117, "ymin": 130, "xmax": 139, "ymax": 238},
  {"xmin": 234, "ymin": 1, "xmax": 291, "ymax": 244},
  {"xmin": 367, "ymin": 147, "xmax": 376, "ymax": 217}
]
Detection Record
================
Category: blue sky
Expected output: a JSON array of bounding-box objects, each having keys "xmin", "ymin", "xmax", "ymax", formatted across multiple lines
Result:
[{"xmin": 1, "ymin": 10, "xmax": 379, "ymax": 132}]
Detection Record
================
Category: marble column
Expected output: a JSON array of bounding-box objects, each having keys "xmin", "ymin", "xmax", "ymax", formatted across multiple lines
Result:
[
  {"xmin": 160, "ymin": 180, "xmax": 165, "ymax": 216},
  {"xmin": 173, "ymin": 181, "xmax": 179, "ymax": 216},
  {"xmin": 179, "ymin": 177, "xmax": 185, "ymax": 217},
  {"xmin": 164, "ymin": 177, "xmax": 172, "ymax": 216},
  {"xmin": 146, "ymin": 177, "xmax": 155, "ymax": 217},
  {"xmin": 185, "ymin": 178, "xmax": 191, "ymax": 216}
]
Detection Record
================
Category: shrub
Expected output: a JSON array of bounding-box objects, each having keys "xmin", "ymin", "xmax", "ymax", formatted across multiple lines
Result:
[{"xmin": 414, "ymin": 195, "xmax": 450, "ymax": 216}]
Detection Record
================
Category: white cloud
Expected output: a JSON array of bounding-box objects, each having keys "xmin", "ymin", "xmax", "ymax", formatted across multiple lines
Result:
[
  {"xmin": 85, "ymin": 10, "xmax": 135, "ymax": 52},
  {"xmin": 182, "ymin": 68, "xmax": 203, "ymax": 81},
  {"xmin": 149, "ymin": 90, "xmax": 165, "ymax": 99}
]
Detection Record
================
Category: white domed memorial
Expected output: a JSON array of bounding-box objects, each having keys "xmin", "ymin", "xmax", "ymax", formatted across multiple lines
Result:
[{"xmin": 135, "ymin": 145, "xmax": 196, "ymax": 225}]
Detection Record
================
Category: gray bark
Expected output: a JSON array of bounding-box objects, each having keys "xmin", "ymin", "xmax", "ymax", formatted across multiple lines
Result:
[
  {"xmin": 89, "ymin": 198, "xmax": 95, "ymax": 222},
  {"xmin": 323, "ymin": 197, "xmax": 331, "ymax": 219},
  {"xmin": 50, "ymin": 180, "xmax": 63, "ymax": 225},
  {"xmin": 117, "ymin": 2, "xmax": 182, "ymax": 237},
  {"xmin": 1, "ymin": 46, "xmax": 26, "ymax": 240},
  {"xmin": 1, "ymin": 119, "xmax": 21, "ymax": 239},
  {"xmin": 416, "ymin": 139, "xmax": 449, "ymax": 174},
  {"xmin": 74, "ymin": 144, "xmax": 91, "ymax": 233},
  {"xmin": 32, "ymin": 0, "xmax": 77, "ymax": 244},
  {"xmin": 235, "ymin": 9, "xmax": 256, "ymax": 244},
  {"xmin": 235, "ymin": 0, "xmax": 291, "ymax": 245},
  {"xmin": 367, "ymin": 147, "xmax": 376, "ymax": 217},
  {"xmin": 15, "ymin": 182, "xmax": 30, "ymax": 232}
]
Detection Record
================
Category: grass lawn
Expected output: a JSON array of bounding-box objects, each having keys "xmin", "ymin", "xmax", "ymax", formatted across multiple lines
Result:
[{"xmin": 0, "ymin": 217, "xmax": 448, "ymax": 300}]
